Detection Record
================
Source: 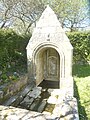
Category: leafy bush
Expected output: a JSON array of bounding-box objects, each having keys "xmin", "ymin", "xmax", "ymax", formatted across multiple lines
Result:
[
  {"xmin": 0, "ymin": 29, "xmax": 31, "ymax": 83},
  {"xmin": 67, "ymin": 31, "xmax": 90, "ymax": 64},
  {"xmin": 0, "ymin": 29, "xmax": 31, "ymax": 70}
]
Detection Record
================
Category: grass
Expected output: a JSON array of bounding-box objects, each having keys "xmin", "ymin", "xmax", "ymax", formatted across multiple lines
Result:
[{"xmin": 73, "ymin": 64, "xmax": 90, "ymax": 120}]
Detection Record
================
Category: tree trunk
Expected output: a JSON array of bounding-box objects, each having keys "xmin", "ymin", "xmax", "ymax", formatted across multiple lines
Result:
[{"xmin": 0, "ymin": 21, "xmax": 7, "ymax": 28}]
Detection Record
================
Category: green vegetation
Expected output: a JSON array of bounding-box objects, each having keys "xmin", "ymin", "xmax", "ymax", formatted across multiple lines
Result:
[
  {"xmin": 73, "ymin": 64, "xmax": 90, "ymax": 120},
  {"xmin": 53, "ymin": 0, "xmax": 88, "ymax": 32},
  {"xmin": 0, "ymin": 29, "xmax": 31, "ymax": 84},
  {"xmin": 67, "ymin": 31, "xmax": 90, "ymax": 64}
]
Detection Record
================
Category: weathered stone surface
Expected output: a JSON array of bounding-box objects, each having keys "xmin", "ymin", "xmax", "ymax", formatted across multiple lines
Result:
[
  {"xmin": 26, "ymin": 6, "xmax": 73, "ymax": 96},
  {"xmin": 53, "ymin": 97, "xmax": 79, "ymax": 120},
  {"xmin": 48, "ymin": 89, "xmax": 54, "ymax": 94},
  {"xmin": 47, "ymin": 96, "xmax": 57, "ymax": 104},
  {"xmin": 13, "ymin": 84, "xmax": 34, "ymax": 107},
  {"xmin": 2, "ymin": 83, "xmax": 34, "ymax": 106},
  {"xmin": 27, "ymin": 87, "xmax": 42, "ymax": 98},
  {"xmin": 0, "ymin": 105, "xmax": 46, "ymax": 120},
  {"xmin": 42, "ymin": 111, "xmax": 51, "ymax": 115},
  {"xmin": 47, "ymin": 89, "xmax": 66, "ymax": 104},
  {"xmin": 43, "ymin": 114, "xmax": 60, "ymax": 120},
  {"xmin": 24, "ymin": 96, "xmax": 32, "ymax": 103},
  {"xmin": 60, "ymin": 104, "xmax": 73, "ymax": 116},
  {"xmin": 51, "ymin": 89, "xmax": 62, "ymax": 96},
  {"xmin": 0, "ymin": 105, "xmax": 8, "ymax": 110},
  {"xmin": 29, "ymin": 97, "xmax": 41, "ymax": 111},
  {"xmin": 22, "ymin": 113, "xmax": 46, "ymax": 120},
  {"xmin": 12, "ymin": 95, "xmax": 24, "ymax": 107},
  {"xmin": 20, "ymin": 96, "xmax": 34, "ymax": 109},
  {"xmin": 0, "ymin": 74, "xmax": 29, "ymax": 104},
  {"xmin": 37, "ymin": 99, "xmax": 47, "ymax": 112},
  {"xmin": 20, "ymin": 83, "xmax": 34, "ymax": 97},
  {"xmin": 0, "ymin": 85, "xmax": 79, "ymax": 120},
  {"xmin": 63, "ymin": 114, "xmax": 76, "ymax": 120},
  {"xmin": 0, "ymin": 91, "xmax": 3, "ymax": 99},
  {"xmin": 3, "ymin": 95, "xmax": 18, "ymax": 106},
  {"xmin": 0, "ymin": 94, "xmax": 79, "ymax": 120}
]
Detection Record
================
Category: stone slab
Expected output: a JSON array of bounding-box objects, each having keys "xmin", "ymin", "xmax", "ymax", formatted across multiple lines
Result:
[
  {"xmin": 0, "ymin": 105, "xmax": 46, "ymax": 120},
  {"xmin": 3, "ymin": 95, "xmax": 18, "ymax": 106},
  {"xmin": 20, "ymin": 83, "xmax": 34, "ymax": 97},
  {"xmin": 20, "ymin": 97, "xmax": 34, "ymax": 109},
  {"xmin": 37, "ymin": 99, "xmax": 47, "ymax": 112},
  {"xmin": 29, "ymin": 98, "xmax": 41, "ymax": 111},
  {"xmin": 0, "ymin": 91, "xmax": 3, "ymax": 99},
  {"xmin": 27, "ymin": 87, "xmax": 42, "ymax": 98}
]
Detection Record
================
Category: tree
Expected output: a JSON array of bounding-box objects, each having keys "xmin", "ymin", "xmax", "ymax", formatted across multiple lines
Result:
[
  {"xmin": 0, "ymin": 0, "xmax": 88, "ymax": 33},
  {"xmin": 0, "ymin": 0, "xmax": 16, "ymax": 28},
  {"xmin": 53, "ymin": 0, "xmax": 88, "ymax": 31},
  {"xmin": 12, "ymin": 0, "xmax": 45, "ymax": 33},
  {"xmin": 87, "ymin": 0, "xmax": 90, "ymax": 23},
  {"xmin": 0, "ymin": 0, "xmax": 46, "ymax": 33}
]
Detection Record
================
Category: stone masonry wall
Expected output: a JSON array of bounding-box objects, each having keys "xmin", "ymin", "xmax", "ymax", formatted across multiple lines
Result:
[
  {"xmin": 0, "ymin": 96, "xmax": 79, "ymax": 120},
  {"xmin": 1, "ymin": 85, "xmax": 79, "ymax": 120},
  {"xmin": 0, "ymin": 74, "xmax": 28, "ymax": 104}
]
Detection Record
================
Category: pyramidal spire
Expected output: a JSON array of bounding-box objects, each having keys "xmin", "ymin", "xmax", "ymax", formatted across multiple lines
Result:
[{"xmin": 36, "ymin": 5, "xmax": 62, "ymax": 29}]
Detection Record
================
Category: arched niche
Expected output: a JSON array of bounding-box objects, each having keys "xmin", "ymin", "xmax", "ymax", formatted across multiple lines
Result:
[{"xmin": 34, "ymin": 47, "xmax": 60, "ymax": 86}]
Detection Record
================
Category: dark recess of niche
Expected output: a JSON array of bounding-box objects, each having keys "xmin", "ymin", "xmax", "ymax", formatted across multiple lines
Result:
[{"xmin": 39, "ymin": 80, "xmax": 59, "ymax": 89}]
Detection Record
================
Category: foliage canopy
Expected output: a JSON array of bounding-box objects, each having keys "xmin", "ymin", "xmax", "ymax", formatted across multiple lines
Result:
[{"xmin": 0, "ymin": 0, "xmax": 89, "ymax": 33}]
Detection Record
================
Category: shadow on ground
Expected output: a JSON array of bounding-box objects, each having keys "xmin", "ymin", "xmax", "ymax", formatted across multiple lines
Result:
[
  {"xmin": 73, "ymin": 64, "xmax": 90, "ymax": 77},
  {"xmin": 74, "ymin": 81, "xmax": 88, "ymax": 120}
]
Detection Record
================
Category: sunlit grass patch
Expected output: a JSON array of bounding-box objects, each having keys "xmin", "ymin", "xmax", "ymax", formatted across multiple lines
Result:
[{"xmin": 73, "ymin": 65, "xmax": 90, "ymax": 120}]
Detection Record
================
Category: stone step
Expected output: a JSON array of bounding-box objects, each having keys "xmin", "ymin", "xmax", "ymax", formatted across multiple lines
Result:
[
  {"xmin": 37, "ymin": 99, "xmax": 47, "ymax": 113},
  {"xmin": 27, "ymin": 87, "xmax": 42, "ymax": 98},
  {"xmin": 20, "ymin": 83, "xmax": 34, "ymax": 97},
  {"xmin": 3, "ymin": 83, "xmax": 34, "ymax": 107},
  {"xmin": 29, "ymin": 97, "xmax": 41, "ymax": 111},
  {"xmin": 20, "ymin": 96, "xmax": 34, "ymax": 109},
  {"xmin": 3, "ymin": 95, "xmax": 18, "ymax": 106}
]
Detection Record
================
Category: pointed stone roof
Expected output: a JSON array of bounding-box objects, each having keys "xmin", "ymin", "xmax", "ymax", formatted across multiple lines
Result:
[
  {"xmin": 27, "ymin": 6, "xmax": 73, "ymax": 50},
  {"xmin": 36, "ymin": 5, "xmax": 62, "ymax": 29},
  {"xmin": 33, "ymin": 5, "xmax": 64, "ymax": 35}
]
